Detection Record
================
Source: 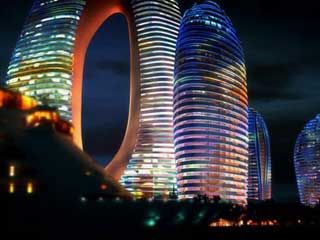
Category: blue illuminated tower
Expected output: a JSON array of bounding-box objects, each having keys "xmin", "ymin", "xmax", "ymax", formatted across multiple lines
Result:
[
  {"xmin": 173, "ymin": 0, "xmax": 248, "ymax": 204},
  {"xmin": 294, "ymin": 114, "xmax": 320, "ymax": 206},
  {"xmin": 248, "ymin": 108, "xmax": 272, "ymax": 200}
]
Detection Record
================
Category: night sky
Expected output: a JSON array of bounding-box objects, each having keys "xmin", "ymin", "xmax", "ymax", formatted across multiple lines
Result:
[{"xmin": 1, "ymin": 0, "xmax": 320, "ymax": 201}]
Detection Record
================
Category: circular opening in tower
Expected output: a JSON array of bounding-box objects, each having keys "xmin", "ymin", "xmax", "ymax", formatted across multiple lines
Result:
[{"xmin": 82, "ymin": 14, "xmax": 130, "ymax": 167}]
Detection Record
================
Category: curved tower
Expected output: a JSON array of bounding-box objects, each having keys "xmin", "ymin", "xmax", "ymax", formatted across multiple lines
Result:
[
  {"xmin": 5, "ymin": 0, "xmax": 181, "ymax": 197},
  {"xmin": 248, "ymin": 108, "xmax": 271, "ymax": 200},
  {"xmin": 173, "ymin": 1, "xmax": 248, "ymax": 204},
  {"xmin": 294, "ymin": 115, "xmax": 320, "ymax": 206},
  {"xmin": 120, "ymin": 0, "xmax": 181, "ymax": 198},
  {"xmin": 6, "ymin": 0, "xmax": 85, "ymax": 121}
]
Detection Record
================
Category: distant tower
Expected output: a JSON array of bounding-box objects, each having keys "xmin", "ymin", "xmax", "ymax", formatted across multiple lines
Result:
[
  {"xmin": 247, "ymin": 108, "xmax": 272, "ymax": 201},
  {"xmin": 173, "ymin": 1, "xmax": 248, "ymax": 204},
  {"xmin": 294, "ymin": 115, "xmax": 320, "ymax": 206}
]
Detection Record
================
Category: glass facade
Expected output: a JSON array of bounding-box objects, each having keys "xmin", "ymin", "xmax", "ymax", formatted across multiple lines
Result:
[
  {"xmin": 173, "ymin": 1, "xmax": 248, "ymax": 204},
  {"xmin": 248, "ymin": 108, "xmax": 271, "ymax": 200},
  {"xmin": 294, "ymin": 115, "xmax": 320, "ymax": 206},
  {"xmin": 6, "ymin": 0, "xmax": 86, "ymax": 121},
  {"xmin": 120, "ymin": 0, "xmax": 181, "ymax": 198}
]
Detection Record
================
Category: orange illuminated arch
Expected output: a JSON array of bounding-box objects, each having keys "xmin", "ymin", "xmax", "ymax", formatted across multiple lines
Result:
[{"xmin": 72, "ymin": 0, "xmax": 140, "ymax": 180}]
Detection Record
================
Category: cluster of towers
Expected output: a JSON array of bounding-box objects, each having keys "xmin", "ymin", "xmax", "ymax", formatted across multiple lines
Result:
[{"xmin": 6, "ymin": 0, "xmax": 275, "ymax": 204}]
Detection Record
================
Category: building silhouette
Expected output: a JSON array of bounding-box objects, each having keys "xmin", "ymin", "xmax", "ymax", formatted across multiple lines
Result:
[
  {"xmin": 294, "ymin": 114, "xmax": 320, "ymax": 206},
  {"xmin": 247, "ymin": 108, "xmax": 271, "ymax": 201},
  {"xmin": 173, "ymin": 1, "xmax": 248, "ymax": 204},
  {"xmin": 0, "ymin": 88, "xmax": 130, "ymax": 200}
]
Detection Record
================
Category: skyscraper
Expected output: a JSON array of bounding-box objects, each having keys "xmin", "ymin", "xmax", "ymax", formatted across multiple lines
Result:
[
  {"xmin": 5, "ymin": 0, "xmax": 181, "ymax": 197},
  {"xmin": 6, "ymin": 0, "xmax": 86, "ymax": 121},
  {"xmin": 294, "ymin": 114, "xmax": 320, "ymax": 206},
  {"xmin": 173, "ymin": 1, "xmax": 248, "ymax": 204},
  {"xmin": 247, "ymin": 108, "xmax": 271, "ymax": 201},
  {"xmin": 120, "ymin": 0, "xmax": 181, "ymax": 198}
]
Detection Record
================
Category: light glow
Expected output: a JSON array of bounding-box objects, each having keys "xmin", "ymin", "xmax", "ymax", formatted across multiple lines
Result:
[
  {"xmin": 27, "ymin": 182, "xmax": 33, "ymax": 194},
  {"xmin": 9, "ymin": 183, "xmax": 15, "ymax": 194},
  {"xmin": 9, "ymin": 165, "xmax": 15, "ymax": 177}
]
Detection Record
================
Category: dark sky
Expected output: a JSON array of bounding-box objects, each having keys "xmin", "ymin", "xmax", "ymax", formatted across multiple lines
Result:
[{"xmin": 1, "ymin": 0, "xmax": 320, "ymax": 201}]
